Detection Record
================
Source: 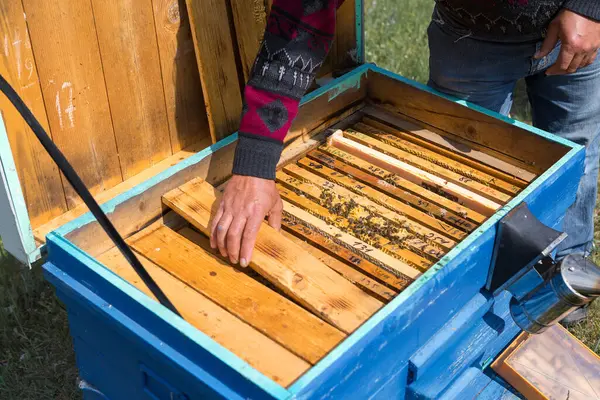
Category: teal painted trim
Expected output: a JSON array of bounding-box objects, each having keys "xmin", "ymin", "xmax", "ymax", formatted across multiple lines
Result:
[
  {"xmin": 366, "ymin": 65, "xmax": 582, "ymax": 150},
  {"xmin": 0, "ymin": 113, "xmax": 39, "ymax": 265},
  {"xmin": 355, "ymin": 0, "xmax": 365, "ymax": 63},
  {"xmin": 300, "ymin": 63, "xmax": 370, "ymax": 104},
  {"xmin": 47, "ymin": 232, "xmax": 290, "ymax": 400},
  {"xmin": 290, "ymin": 144, "xmax": 583, "ymax": 394}
]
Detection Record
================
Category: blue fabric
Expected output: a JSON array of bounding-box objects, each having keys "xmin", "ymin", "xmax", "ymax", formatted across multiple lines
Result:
[{"xmin": 427, "ymin": 20, "xmax": 600, "ymax": 257}]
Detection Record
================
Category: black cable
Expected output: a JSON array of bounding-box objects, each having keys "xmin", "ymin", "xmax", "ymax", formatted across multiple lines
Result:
[{"xmin": 0, "ymin": 74, "xmax": 179, "ymax": 316}]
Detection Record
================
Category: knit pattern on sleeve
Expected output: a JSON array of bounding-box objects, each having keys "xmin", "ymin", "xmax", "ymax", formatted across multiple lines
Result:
[{"xmin": 233, "ymin": 0, "xmax": 343, "ymax": 180}]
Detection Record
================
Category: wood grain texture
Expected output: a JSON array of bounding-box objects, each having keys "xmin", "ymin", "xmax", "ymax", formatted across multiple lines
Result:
[
  {"xmin": 296, "ymin": 157, "xmax": 467, "ymax": 241},
  {"xmin": 229, "ymin": 0, "xmax": 267, "ymax": 82},
  {"xmin": 368, "ymin": 72, "xmax": 569, "ymax": 174},
  {"xmin": 282, "ymin": 215, "xmax": 412, "ymax": 291},
  {"xmin": 34, "ymin": 139, "xmax": 210, "ymax": 244},
  {"xmin": 276, "ymin": 173, "xmax": 442, "ymax": 265},
  {"xmin": 330, "ymin": 131, "xmax": 501, "ymax": 215},
  {"xmin": 307, "ymin": 150, "xmax": 477, "ymax": 232},
  {"xmin": 281, "ymin": 229, "xmax": 397, "ymax": 302},
  {"xmin": 344, "ymin": 129, "xmax": 512, "ymax": 204},
  {"xmin": 493, "ymin": 325, "xmax": 600, "ymax": 400},
  {"xmin": 360, "ymin": 114, "xmax": 529, "ymax": 188},
  {"xmin": 151, "ymin": 0, "xmax": 210, "ymax": 152},
  {"xmin": 129, "ymin": 223, "xmax": 345, "ymax": 363},
  {"xmin": 355, "ymin": 121, "xmax": 523, "ymax": 195},
  {"xmin": 98, "ymin": 246, "xmax": 311, "ymax": 386},
  {"xmin": 22, "ymin": 0, "xmax": 123, "ymax": 209},
  {"xmin": 91, "ymin": 0, "xmax": 172, "ymax": 179},
  {"xmin": 317, "ymin": 145, "xmax": 486, "ymax": 224},
  {"xmin": 278, "ymin": 190, "xmax": 423, "ymax": 280},
  {"xmin": 185, "ymin": 0, "xmax": 242, "ymax": 142},
  {"xmin": 0, "ymin": 2, "xmax": 68, "ymax": 227},
  {"xmin": 163, "ymin": 178, "xmax": 384, "ymax": 334},
  {"xmin": 334, "ymin": 0, "xmax": 357, "ymax": 70}
]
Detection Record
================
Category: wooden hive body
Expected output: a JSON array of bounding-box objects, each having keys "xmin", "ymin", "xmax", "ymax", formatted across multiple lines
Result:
[{"xmin": 0, "ymin": 2, "xmax": 586, "ymax": 399}]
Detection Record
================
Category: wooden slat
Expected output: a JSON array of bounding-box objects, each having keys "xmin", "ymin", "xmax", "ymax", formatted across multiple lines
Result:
[
  {"xmin": 296, "ymin": 157, "xmax": 467, "ymax": 241},
  {"xmin": 355, "ymin": 121, "xmax": 523, "ymax": 195},
  {"xmin": 0, "ymin": 2, "xmax": 68, "ymax": 227},
  {"xmin": 229, "ymin": 0, "xmax": 267, "ymax": 82},
  {"xmin": 317, "ymin": 145, "xmax": 486, "ymax": 224},
  {"xmin": 368, "ymin": 72, "xmax": 569, "ymax": 174},
  {"xmin": 329, "ymin": 131, "xmax": 501, "ymax": 215},
  {"xmin": 33, "ymin": 139, "xmax": 210, "ymax": 245},
  {"xmin": 282, "ymin": 215, "xmax": 412, "ymax": 291},
  {"xmin": 281, "ymin": 229, "xmax": 397, "ymax": 302},
  {"xmin": 23, "ymin": 0, "xmax": 123, "ymax": 209},
  {"xmin": 361, "ymin": 114, "xmax": 529, "ymax": 188},
  {"xmin": 163, "ymin": 178, "xmax": 384, "ymax": 334},
  {"xmin": 151, "ymin": 0, "xmax": 209, "ymax": 152},
  {"xmin": 276, "ymin": 181, "xmax": 435, "ymax": 268},
  {"xmin": 129, "ymin": 223, "xmax": 345, "ymax": 363},
  {"xmin": 98, "ymin": 246, "xmax": 310, "ymax": 386},
  {"xmin": 91, "ymin": 0, "xmax": 172, "ymax": 179},
  {"xmin": 279, "ymin": 193, "xmax": 423, "ymax": 280},
  {"xmin": 335, "ymin": 0, "xmax": 357, "ymax": 70},
  {"xmin": 278, "ymin": 168, "xmax": 452, "ymax": 255},
  {"xmin": 307, "ymin": 150, "xmax": 476, "ymax": 232},
  {"xmin": 186, "ymin": 0, "xmax": 243, "ymax": 142},
  {"xmin": 344, "ymin": 129, "xmax": 512, "ymax": 204}
]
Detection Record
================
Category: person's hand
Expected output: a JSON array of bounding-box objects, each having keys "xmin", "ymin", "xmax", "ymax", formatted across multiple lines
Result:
[
  {"xmin": 535, "ymin": 10, "xmax": 600, "ymax": 75},
  {"xmin": 210, "ymin": 175, "xmax": 283, "ymax": 267}
]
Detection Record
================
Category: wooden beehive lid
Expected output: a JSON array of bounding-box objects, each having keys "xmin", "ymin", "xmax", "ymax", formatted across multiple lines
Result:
[{"xmin": 0, "ymin": 1, "xmax": 362, "ymax": 263}]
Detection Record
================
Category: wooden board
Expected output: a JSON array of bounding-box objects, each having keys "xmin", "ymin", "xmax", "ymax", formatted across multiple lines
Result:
[
  {"xmin": 280, "ymin": 229, "xmax": 398, "ymax": 302},
  {"xmin": 98, "ymin": 246, "xmax": 311, "ymax": 386},
  {"xmin": 162, "ymin": 178, "xmax": 384, "ymax": 334},
  {"xmin": 0, "ymin": 2, "xmax": 68, "ymax": 227},
  {"xmin": 229, "ymin": 0, "xmax": 267, "ymax": 82},
  {"xmin": 307, "ymin": 150, "xmax": 477, "ymax": 232},
  {"xmin": 22, "ymin": 0, "xmax": 123, "ymax": 209},
  {"xmin": 492, "ymin": 324, "xmax": 600, "ymax": 400},
  {"xmin": 186, "ymin": 0, "xmax": 243, "ymax": 143},
  {"xmin": 281, "ymin": 215, "xmax": 412, "ymax": 291},
  {"xmin": 329, "ymin": 130, "xmax": 501, "ymax": 215},
  {"xmin": 151, "ymin": 0, "xmax": 209, "ymax": 152},
  {"xmin": 91, "ymin": 0, "xmax": 172, "ymax": 179},
  {"xmin": 128, "ymin": 223, "xmax": 345, "ymax": 364}
]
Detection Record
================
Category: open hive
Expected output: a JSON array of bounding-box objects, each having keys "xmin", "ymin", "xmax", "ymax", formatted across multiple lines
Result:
[{"xmin": 99, "ymin": 105, "xmax": 535, "ymax": 387}]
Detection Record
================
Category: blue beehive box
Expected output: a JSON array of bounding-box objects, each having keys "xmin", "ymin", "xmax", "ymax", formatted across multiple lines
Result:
[{"xmin": 0, "ymin": 2, "xmax": 585, "ymax": 399}]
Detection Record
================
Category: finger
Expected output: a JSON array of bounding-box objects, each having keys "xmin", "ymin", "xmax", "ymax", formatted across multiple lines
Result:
[
  {"xmin": 566, "ymin": 52, "xmax": 586, "ymax": 73},
  {"xmin": 546, "ymin": 46, "xmax": 576, "ymax": 75},
  {"xmin": 216, "ymin": 213, "xmax": 233, "ymax": 257},
  {"xmin": 239, "ymin": 214, "xmax": 263, "ymax": 268},
  {"xmin": 535, "ymin": 22, "xmax": 560, "ymax": 59},
  {"xmin": 586, "ymin": 50, "xmax": 599, "ymax": 67},
  {"xmin": 210, "ymin": 202, "xmax": 225, "ymax": 249},
  {"xmin": 267, "ymin": 199, "xmax": 283, "ymax": 231},
  {"xmin": 226, "ymin": 216, "xmax": 247, "ymax": 264}
]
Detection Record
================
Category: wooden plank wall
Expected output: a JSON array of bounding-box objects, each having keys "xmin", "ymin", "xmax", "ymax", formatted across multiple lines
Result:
[{"xmin": 1, "ymin": 0, "xmax": 209, "ymax": 228}]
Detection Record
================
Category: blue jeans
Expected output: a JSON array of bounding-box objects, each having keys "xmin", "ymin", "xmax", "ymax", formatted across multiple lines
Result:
[{"xmin": 427, "ymin": 19, "xmax": 600, "ymax": 258}]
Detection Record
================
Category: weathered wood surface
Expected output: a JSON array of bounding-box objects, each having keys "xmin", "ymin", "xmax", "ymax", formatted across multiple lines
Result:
[
  {"xmin": 229, "ymin": 0, "xmax": 267, "ymax": 82},
  {"xmin": 329, "ymin": 130, "xmax": 501, "ymax": 215},
  {"xmin": 22, "ymin": 0, "xmax": 123, "ymax": 209},
  {"xmin": 98, "ymin": 246, "xmax": 311, "ymax": 386},
  {"xmin": 186, "ymin": 0, "xmax": 242, "ymax": 143},
  {"xmin": 163, "ymin": 178, "xmax": 384, "ymax": 334},
  {"xmin": 0, "ymin": 2, "xmax": 68, "ymax": 226},
  {"xmin": 129, "ymin": 222, "xmax": 345, "ymax": 364}
]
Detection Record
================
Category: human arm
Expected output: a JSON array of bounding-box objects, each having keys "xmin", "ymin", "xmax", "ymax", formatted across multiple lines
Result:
[
  {"xmin": 535, "ymin": 2, "xmax": 600, "ymax": 74},
  {"xmin": 210, "ymin": 0, "xmax": 343, "ymax": 266}
]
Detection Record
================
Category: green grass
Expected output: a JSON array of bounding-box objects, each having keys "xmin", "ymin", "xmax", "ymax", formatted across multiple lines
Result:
[{"xmin": 0, "ymin": 2, "xmax": 597, "ymax": 398}]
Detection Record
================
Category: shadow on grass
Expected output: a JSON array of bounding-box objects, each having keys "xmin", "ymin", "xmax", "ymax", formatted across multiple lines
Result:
[{"xmin": 0, "ymin": 239, "xmax": 80, "ymax": 400}]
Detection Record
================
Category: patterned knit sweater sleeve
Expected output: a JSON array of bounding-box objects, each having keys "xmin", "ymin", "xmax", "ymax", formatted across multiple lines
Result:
[{"xmin": 232, "ymin": 0, "xmax": 343, "ymax": 180}]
